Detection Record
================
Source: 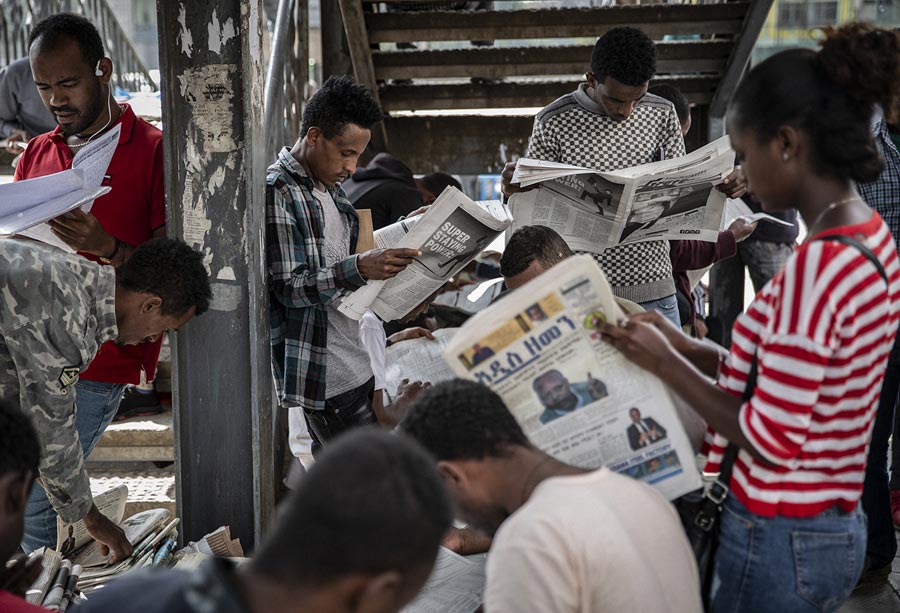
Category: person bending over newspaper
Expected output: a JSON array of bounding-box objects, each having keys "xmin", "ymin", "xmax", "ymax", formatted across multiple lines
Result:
[
  {"xmin": 72, "ymin": 430, "xmax": 453, "ymax": 613},
  {"xmin": 400, "ymin": 380, "xmax": 702, "ymax": 613}
]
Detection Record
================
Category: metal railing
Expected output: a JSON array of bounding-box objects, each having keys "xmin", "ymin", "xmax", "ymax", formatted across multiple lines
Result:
[
  {"xmin": 265, "ymin": 0, "xmax": 309, "ymax": 159},
  {"xmin": 0, "ymin": 0, "xmax": 157, "ymax": 92}
]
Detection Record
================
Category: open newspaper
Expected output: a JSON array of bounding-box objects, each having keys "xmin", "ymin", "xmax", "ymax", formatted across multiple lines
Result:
[
  {"xmin": 338, "ymin": 186, "xmax": 512, "ymax": 322},
  {"xmin": 509, "ymin": 135, "xmax": 735, "ymax": 253},
  {"xmin": 0, "ymin": 123, "xmax": 120, "ymax": 252},
  {"xmin": 384, "ymin": 328, "xmax": 458, "ymax": 398},
  {"xmin": 402, "ymin": 548, "xmax": 486, "ymax": 613},
  {"xmin": 443, "ymin": 255, "xmax": 702, "ymax": 500}
]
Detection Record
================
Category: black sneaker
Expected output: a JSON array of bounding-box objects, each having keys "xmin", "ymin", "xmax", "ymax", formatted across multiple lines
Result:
[{"xmin": 115, "ymin": 386, "xmax": 163, "ymax": 421}]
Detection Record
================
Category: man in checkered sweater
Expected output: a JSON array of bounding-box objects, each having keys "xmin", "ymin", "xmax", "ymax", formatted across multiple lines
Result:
[{"xmin": 504, "ymin": 27, "xmax": 690, "ymax": 323}]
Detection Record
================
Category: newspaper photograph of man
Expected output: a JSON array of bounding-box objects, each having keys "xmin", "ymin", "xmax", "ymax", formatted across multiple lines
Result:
[
  {"xmin": 533, "ymin": 369, "xmax": 608, "ymax": 424},
  {"xmin": 626, "ymin": 407, "xmax": 668, "ymax": 450},
  {"xmin": 619, "ymin": 184, "xmax": 706, "ymax": 242},
  {"xmin": 470, "ymin": 343, "xmax": 495, "ymax": 366}
]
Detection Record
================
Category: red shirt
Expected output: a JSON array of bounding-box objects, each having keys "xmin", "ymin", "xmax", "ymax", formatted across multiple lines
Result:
[
  {"xmin": 705, "ymin": 214, "xmax": 900, "ymax": 517},
  {"xmin": 0, "ymin": 590, "xmax": 48, "ymax": 612},
  {"xmin": 14, "ymin": 104, "xmax": 166, "ymax": 384}
]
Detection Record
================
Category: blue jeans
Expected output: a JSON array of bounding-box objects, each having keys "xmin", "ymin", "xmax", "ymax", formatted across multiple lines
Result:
[
  {"xmin": 22, "ymin": 380, "xmax": 125, "ymax": 552},
  {"xmin": 638, "ymin": 294, "xmax": 680, "ymax": 328},
  {"xmin": 710, "ymin": 496, "xmax": 866, "ymax": 613}
]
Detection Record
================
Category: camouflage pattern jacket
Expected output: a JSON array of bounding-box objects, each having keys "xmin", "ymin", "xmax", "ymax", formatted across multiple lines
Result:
[{"xmin": 0, "ymin": 239, "xmax": 117, "ymax": 523}]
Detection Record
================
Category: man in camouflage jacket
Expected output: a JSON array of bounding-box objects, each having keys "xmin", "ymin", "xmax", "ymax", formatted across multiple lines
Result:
[{"xmin": 0, "ymin": 238, "xmax": 210, "ymax": 560}]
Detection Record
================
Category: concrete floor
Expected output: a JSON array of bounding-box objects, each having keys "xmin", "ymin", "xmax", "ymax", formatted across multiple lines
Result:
[{"xmin": 839, "ymin": 534, "xmax": 900, "ymax": 613}]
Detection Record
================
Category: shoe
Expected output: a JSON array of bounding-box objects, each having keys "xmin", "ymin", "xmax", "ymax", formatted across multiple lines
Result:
[
  {"xmin": 115, "ymin": 386, "xmax": 163, "ymax": 421},
  {"xmin": 891, "ymin": 489, "xmax": 900, "ymax": 528}
]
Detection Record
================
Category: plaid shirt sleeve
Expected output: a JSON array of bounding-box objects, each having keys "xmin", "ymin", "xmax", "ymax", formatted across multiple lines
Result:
[{"xmin": 266, "ymin": 182, "xmax": 367, "ymax": 309}]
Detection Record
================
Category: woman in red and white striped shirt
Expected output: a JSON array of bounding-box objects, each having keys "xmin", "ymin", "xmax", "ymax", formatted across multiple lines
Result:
[{"xmin": 601, "ymin": 24, "xmax": 900, "ymax": 613}]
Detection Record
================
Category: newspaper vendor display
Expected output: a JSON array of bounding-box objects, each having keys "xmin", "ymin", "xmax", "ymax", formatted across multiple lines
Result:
[
  {"xmin": 443, "ymin": 255, "xmax": 701, "ymax": 500},
  {"xmin": 509, "ymin": 135, "xmax": 735, "ymax": 253},
  {"xmin": 339, "ymin": 187, "xmax": 512, "ymax": 321}
]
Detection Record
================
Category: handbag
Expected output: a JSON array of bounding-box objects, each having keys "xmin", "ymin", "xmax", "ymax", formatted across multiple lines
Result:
[{"xmin": 675, "ymin": 232, "xmax": 889, "ymax": 610}]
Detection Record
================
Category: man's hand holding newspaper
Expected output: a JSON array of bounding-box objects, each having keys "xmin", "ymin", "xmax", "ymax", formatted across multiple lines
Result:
[{"xmin": 358, "ymin": 247, "xmax": 421, "ymax": 280}]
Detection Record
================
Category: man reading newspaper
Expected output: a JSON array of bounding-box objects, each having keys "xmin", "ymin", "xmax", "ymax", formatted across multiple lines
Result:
[
  {"xmin": 266, "ymin": 76, "xmax": 420, "ymax": 456},
  {"xmin": 502, "ymin": 27, "xmax": 745, "ymax": 326},
  {"xmin": 401, "ymin": 381, "xmax": 703, "ymax": 613}
]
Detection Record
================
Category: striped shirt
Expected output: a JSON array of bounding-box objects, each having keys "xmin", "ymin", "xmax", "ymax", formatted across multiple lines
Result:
[{"xmin": 705, "ymin": 213, "xmax": 900, "ymax": 518}]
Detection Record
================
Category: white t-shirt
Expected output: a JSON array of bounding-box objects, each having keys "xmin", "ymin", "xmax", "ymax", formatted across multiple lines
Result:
[
  {"xmin": 358, "ymin": 310, "xmax": 386, "ymax": 391},
  {"xmin": 485, "ymin": 467, "xmax": 702, "ymax": 613},
  {"xmin": 313, "ymin": 187, "xmax": 372, "ymax": 397}
]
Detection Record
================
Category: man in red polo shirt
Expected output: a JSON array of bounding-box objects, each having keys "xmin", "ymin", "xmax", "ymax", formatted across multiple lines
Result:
[{"xmin": 13, "ymin": 13, "xmax": 165, "ymax": 552}]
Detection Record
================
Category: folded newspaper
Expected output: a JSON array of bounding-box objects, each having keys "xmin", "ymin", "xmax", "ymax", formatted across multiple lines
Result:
[
  {"xmin": 0, "ymin": 123, "xmax": 120, "ymax": 252},
  {"xmin": 442, "ymin": 255, "xmax": 702, "ymax": 500},
  {"xmin": 339, "ymin": 187, "xmax": 512, "ymax": 322},
  {"xmin": 509, "ymin": 135, "xmax": 735, "ymax": 253}
]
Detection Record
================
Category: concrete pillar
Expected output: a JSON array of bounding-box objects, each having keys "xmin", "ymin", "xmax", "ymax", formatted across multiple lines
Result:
[{"xmin": 156, "ymin": 0, "xmax": 274, "ymax": 548}]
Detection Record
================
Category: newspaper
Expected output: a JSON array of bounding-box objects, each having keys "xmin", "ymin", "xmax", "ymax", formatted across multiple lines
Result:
[
  {"xmin": 339, "ymin": 187, "xmax": 512, "ymax": 322},
  {"xmin": 55, "ymin": 485, "xmax": 128, "ymax": 554},
  {"xmin": 509, "ymin": 135, "xmax": 735, "ymax": 253},
  {"xmin": 723, "ymin": 197, "xmax": 795, "ymax": 229},
  {"xmin": 402, "ymin": 548, "xmax": 486, "ymax": 613},
  {"xmin": 384, "ymin": 328, "xmax": 458, "ymax": 398},
  {"xmin": 0, "ymin": 124, "xmax": 120, "ymax": 252},
  {"xmin": 443, "ymin": 255, "xmax": 702, "ymax": 500}
]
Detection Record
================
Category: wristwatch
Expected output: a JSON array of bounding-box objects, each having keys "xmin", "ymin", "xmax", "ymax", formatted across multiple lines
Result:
[{"xmin": 99, "ymin": 239, "xmax": 122, "ymax": 265}]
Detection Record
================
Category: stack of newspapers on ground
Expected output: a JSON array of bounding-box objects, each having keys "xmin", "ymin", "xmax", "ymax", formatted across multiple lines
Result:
[
  {"xmin": 26, "ymin": 485, "xmax": 243, "ymax": 607},
  {"xmin": 339, "ymin": 186, "xmax": 512, "ymax": 322},
  {"xmin": 510, "ymin": 135, "xmax": 736, "ymax": 252}
]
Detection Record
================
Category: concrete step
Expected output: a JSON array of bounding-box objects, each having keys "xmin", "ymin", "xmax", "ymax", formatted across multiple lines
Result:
[
  {"xmin": 88, "ymin": 462, "xmax": 176, "ymax": 518},
  {"xmin": 89, "ymin": 410, "xmax": 174, "ymax": 462}
]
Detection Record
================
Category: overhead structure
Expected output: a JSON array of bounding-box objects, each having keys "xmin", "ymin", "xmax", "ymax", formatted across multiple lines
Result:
[{"xmin": 328, "ymin": 0, "xmax": 774, "ymax": 174}]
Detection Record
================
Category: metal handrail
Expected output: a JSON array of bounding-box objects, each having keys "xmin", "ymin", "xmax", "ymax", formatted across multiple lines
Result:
[
  {"xmin": 0, "ymin": 0, "xmax": 157, "ymax": 92},
  {"xmin": 264, "ymin": 0, "xmax": 308, "ymax": 160}
]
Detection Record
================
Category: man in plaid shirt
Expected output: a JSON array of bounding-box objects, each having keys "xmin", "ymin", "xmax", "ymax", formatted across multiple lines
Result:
[
  {"xmin": 266, "ymin": 76, "xmax": 419, "ymax": 455},
  {"xmin": 859, "ymin": 109, "xmax": 900, "ymax": 579}
]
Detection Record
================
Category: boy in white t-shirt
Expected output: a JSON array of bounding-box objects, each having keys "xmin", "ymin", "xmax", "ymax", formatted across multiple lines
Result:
[{"xmin": 400, "ymin": 379, "xmax": 702, "ymax": 613}]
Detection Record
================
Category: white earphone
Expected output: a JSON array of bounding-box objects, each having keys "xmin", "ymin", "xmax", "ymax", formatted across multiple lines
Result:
[{"xmin": 95, "ymin": 60, "xmax": 103, "ymax": 77}]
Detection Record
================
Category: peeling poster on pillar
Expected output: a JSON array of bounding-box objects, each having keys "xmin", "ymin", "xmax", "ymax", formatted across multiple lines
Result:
[{"xmin": 177, "ymin": 64, "xmax": 238, "ymax": 153}]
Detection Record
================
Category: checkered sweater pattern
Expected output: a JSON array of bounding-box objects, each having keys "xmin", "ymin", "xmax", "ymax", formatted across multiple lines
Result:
[{"xmin": 526, "ymin": 85, "xmax": 686, "ymax": 303}]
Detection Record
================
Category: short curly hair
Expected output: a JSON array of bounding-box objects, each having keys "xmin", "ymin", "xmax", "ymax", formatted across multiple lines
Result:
[
  {"xmin": 0, "ymin": 401, "xmax": 40, "ymax": 479},
  {"xmin": 300, "ymin": 75, "xmax": 384, "ymax": 139},
  {"xmin": 500, "ymin": 225, "xmax": 572, "ymax": 279},
  {"xmin": 591, "ymin": 27, "xmax": 656, "ymax": 87},
  {"xmin": 29, "ymin": 13, "xmax": 104, "ymax": 70},
  {"xmin": 118, "ymin": 238, "xmax": 212, "ymax": 316},
  {"xmin": 400, "ymin": 379, "xmax": 529, "ymax": 461}
]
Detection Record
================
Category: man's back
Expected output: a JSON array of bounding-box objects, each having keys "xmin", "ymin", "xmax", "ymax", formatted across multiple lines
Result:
[{"xmin": 485, "ymin": 467, "xmax": 702, "ymax": 613}]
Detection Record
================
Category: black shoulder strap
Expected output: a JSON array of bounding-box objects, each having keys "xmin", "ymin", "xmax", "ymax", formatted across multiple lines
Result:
[{"xmin": 816, "ymin": 234, "xmax": 888, "ymax": 284}]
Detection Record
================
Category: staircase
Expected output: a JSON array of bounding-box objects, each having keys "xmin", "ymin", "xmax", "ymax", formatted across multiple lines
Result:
[
  {"xmin": 334, "ymin": 0, "xmax": 774, "ymax": 174},
  {"xmin": 0, "ymin": 0, "xmax": 156, "ymax": 92}
]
